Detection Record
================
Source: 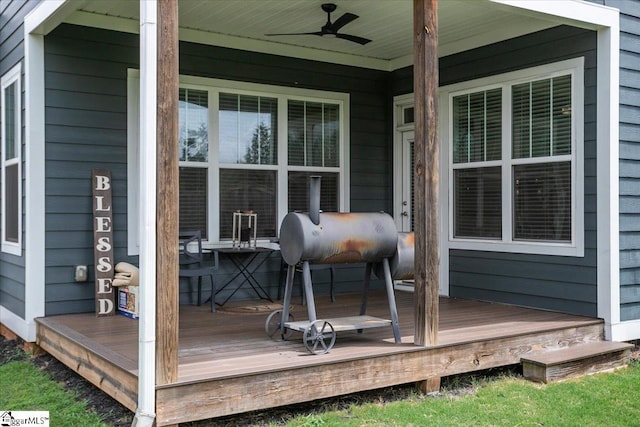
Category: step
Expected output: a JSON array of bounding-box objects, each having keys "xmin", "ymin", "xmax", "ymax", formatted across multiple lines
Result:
[{"xmin": 521, "ymin": 341, "xmax": 634, "ymax": 383}]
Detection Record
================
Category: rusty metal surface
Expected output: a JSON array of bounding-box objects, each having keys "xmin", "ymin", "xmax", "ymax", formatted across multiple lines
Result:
[
  {"xmin": 375, "ymin": 232, "xmax": 414, "ymax": 280},
  {"xmin": 279, "ymin": 212, "xmax": 398, "ymax": 266}
]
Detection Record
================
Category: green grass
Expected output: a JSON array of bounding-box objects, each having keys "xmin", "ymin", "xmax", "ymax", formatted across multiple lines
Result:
[
  {"xmin": 284, "ymin": 362, "xmax": 640, "ymax": 427},
  {"xmin": 0, "ymin": 360, "xmax": 109, "ymax": 427}
]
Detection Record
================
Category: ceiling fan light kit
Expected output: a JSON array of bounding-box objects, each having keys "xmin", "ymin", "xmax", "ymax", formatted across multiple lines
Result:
[{"xmin": 265, "ymin": 3, "xmax": 372, "ymax": 45}]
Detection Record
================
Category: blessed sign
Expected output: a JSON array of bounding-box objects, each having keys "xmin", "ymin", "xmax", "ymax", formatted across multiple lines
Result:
[{"xmin": 92, "ymin": 169, "xmax": 115, "ymax": 316}]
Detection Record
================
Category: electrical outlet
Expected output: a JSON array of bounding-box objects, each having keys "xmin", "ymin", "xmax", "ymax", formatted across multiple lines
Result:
[{"xmin": 75, "ymin": 265, "xmax": 88, "ymax": 282}]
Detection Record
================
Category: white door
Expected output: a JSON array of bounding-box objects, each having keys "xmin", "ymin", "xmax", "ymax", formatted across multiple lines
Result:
[{"xmin": 399, "ymin": 130, "xmax": 414, "ymax": 233}]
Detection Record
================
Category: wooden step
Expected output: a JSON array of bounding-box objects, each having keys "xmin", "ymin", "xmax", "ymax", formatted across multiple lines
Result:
[{"xmin": 521, "ymin": 341, "xmax": 634, "ymax": 383}]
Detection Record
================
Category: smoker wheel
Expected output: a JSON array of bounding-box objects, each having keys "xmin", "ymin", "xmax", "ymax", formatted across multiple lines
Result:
[
  {"xmin": 303, "ymin": 320, "xmax": 336, "ymax": 355},
  {"xmin": 265, "ymin": 310, "xmax": 294, "ymax": 340}
]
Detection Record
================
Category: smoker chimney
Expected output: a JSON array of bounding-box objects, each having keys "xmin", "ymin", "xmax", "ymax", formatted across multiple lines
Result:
[{"xmin": 309, "ymin": 176, "xmax": 321, "ymax": 225}]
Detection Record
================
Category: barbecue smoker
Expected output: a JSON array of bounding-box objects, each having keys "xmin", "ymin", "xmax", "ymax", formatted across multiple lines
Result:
[{"xmin": 266, "ymin": 176, "xmax": 403, "ymax": 354}]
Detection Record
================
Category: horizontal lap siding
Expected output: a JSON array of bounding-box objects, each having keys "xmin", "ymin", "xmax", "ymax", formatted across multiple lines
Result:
[
  {"xmin": 615, "ymin": 4, "xmax": 640, "ymax": 321},
  {"xmin": 44, "ymin": 25, "xmax": 138, "ymax": 315},
  {"xmin": 0, "ymin": 0, "xmax": 39, "ymax": 319},
  {"xmin": 392, "ymin": 26, "xmax": 598, "ymax": 316},
  {"xmin": 445, "ymin": 27, "xmax": 598, "ymax": 316},
  {"xmin": 44, "ymin": 25, "xmax": 390, "ymax": 314}
]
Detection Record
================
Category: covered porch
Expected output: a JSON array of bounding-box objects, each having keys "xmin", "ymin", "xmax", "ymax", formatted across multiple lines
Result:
[
  {"xmin": 36, "ymin": 290, "xmax": 603, "ymax": 425},
  {"xmin": 20, "ymin": 0, "xmax": 621, "ymax": 425}
]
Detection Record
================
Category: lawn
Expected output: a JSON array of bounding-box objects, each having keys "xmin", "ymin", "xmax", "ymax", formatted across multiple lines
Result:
[
  {"xmin": 1, "ymin": 334, "xmax": 638, "ymax": 426},
  {"xmin": 283, "ymin": 360, "xmax": 640, "ymax": 427}
]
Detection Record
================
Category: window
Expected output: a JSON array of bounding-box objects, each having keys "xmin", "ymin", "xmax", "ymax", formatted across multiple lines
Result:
[
  {"xmin": 444, "ymin": 58, "xmax": 584, "ymax": 256},
  {"xmin": 127, "ymin": 72, "xmax": 349, "ymax": 252},
  {"xmin": 1, "ymin": 63, "xmax": 21, "ymax": 255}
]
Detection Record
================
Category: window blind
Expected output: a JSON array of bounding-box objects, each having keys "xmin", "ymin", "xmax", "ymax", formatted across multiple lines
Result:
[
  {"xmin": 288, "ymin": 172, "xmax": 338, "ymax": 213},
  {"xmin": 454, "ymin": 167, "xmax": 502, "ymax": 239},
  {"xmin": 513, "ymin": 162, "xmax": 571, "ymax": 241},
  {"xmin": 219, "ymin": 169, "xmax": 277, "ymax": 239},
  {"xmin": 179, "ymin": 167, "xmax": 208, "ymax": 238}
]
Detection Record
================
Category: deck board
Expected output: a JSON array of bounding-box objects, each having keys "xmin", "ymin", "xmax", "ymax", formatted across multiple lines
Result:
[{"xmin": 36, "ymin": 291, "xmax": 604, "ymax": 424}]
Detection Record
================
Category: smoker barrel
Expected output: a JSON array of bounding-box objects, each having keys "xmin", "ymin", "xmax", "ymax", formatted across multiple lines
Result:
[
  {"xmin": 279, "ymin": 212, "xmax": 398, "ymax": 266},
  {"xmin": 375, "ymin": 232, "xmax": 415, "ymax": 280}
]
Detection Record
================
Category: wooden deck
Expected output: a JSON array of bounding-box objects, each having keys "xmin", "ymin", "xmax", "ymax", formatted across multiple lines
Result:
[{"xmin": 36, "ymin": 291, "xmax": 604, "ymax": 425}]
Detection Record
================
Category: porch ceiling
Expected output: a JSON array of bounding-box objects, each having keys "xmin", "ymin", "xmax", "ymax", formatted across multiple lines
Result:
[{"xmin": 69, "ymin": 0, "xmax": 560, "ymax": 70}]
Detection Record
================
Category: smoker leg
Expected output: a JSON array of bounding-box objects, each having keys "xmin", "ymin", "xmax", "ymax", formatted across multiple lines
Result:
[
  {"xmin": 382, "ymin": 257, "xmax": 401, "ymax": 343},
  {"xmin": 360, "ymin": 263, "xmax": 372, "ymax": 316},
  {"xmin": 301, "ymin": 261, "xmax": 318, "ymax": 324},
  {"xmin": 280, "ymin": 264, "xmax": 296, "ymax": 336}
]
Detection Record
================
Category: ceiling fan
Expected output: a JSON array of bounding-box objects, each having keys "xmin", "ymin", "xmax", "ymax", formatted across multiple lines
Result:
[{"xmin": 265, "ymin": 3, "xmax": 372, "ymax": 45}]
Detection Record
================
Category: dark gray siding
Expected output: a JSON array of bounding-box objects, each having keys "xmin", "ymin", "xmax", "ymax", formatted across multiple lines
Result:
[
  {"xmin": 44, "ymin": 24, "xmax": 137, "ymax": 315},
  {"xmin": 44, "ymin": 24, "xmax": 390, "ymax": 314},
  {"xmin": 613, "ymin": 1, "xmax": 640, "ymax": 321},
  {"xmin": 392, "ymin": 26, "xmax": 598, "ymax": 316},
  {"xmin": 0, "ymin": 0, "xmax": 40, "ymax": 319}
]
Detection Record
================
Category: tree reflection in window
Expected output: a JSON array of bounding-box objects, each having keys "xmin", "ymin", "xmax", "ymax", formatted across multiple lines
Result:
[{"xmin": 179, "ymin": 88, "xmax": 208, "ymax": 162}]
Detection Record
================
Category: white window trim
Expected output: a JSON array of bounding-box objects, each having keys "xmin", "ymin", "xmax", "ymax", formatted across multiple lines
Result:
[
  {"xmin": 1, "ymin": 62, "xmax": 22, "ymax": 256},
  {"xmin": 441, "ymin": 57, "xmax": 585, "ymax": 257},
  {"xmin": 127, "ymin": 70, "xmax": 350, "ymax": 254}
]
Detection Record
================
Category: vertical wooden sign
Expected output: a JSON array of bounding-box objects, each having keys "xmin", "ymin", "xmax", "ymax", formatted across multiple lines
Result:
[{"xmin": 92, "ymin": 169, "xmax": 115, "ymax": 316}]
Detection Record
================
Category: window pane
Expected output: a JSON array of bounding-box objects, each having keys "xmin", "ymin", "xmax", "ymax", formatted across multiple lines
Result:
[
  {"xmin": 179, "ymin": 88, "xmax": 208, "ymax": 162},
  {"xmin": 4, "ymin": 82, "xmax": 16, "ymax": 160},
  {"xmin": 454, "ymin": 167, "xmax": 502, "ymax": 239},
  {"xmin": 452, "ymin": 94, "xmax": 469, "ymax": 163},
  {"xmin": 219, "ymin": 169, "xmax": 277, "ymax": 239},
  {"xmin": 179, "ymin": 167, "xmax": 207, "ymax": 238},
  {"xmin": 485, "ymin": 89, "xmax": 502, "ymax": 161},
  {"xmin": 452, "ymin": 89, "xmax": 501, "ymax": 163},
  {"xmin": 531, "ymin": 79, "xmax": 551, "ymax": 157},
  {"xmin": 553, "ymin": 75, "xmax": 572, "ymax": 155},
  {"xmin": 512, "ymin": 82, "xmax": 531, "ymax": 159},
  {"xmin": 5, "ymin": 164, "xmax": 19, "ymax": 242},
  {"xmin": 288, "ymin": 100, "xmax": 339, "ymax": 167},
  {"xmin": 513, "ymin": 162, "xmax": 571, "ymax": 241},
  {"xmin": 513, "ymin": 75, "xmax": 571, "ymax": 159},
  {"xmin": 219, "ymin": 93, "xmax": 277, "ymax": 165},
  {"xmin": 288, "ymin": 172, "xmax": 338, "ymax": 213}
]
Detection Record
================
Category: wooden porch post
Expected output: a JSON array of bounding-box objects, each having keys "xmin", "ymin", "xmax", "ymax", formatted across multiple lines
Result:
[
  {"xmin": 413, "ymin": 0, "xmax": 439, "ymax": 348},
  {"xmin": 156, "ymin": 0, "xmax": 179, "ymax": 386}
]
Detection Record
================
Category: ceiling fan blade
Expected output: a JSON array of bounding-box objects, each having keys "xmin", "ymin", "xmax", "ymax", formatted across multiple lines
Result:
[
  {"xmin": 336, "ymin": 33, "xmax": 372, "ymax": 45},
  {"xmin": 265, "ymin": 31, "xmax": 323, "ymax": 37},
  {"xmin": 329, "ymin": 12, "xmax": 358, "ymax": 32}
]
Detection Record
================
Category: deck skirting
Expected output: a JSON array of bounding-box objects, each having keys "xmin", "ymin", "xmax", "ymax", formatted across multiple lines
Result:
[
  {"xmin": 155, "ymin": 322, "xmax": 603, "ymax": 425},
  {"xmin": 34, "ymin": 294, "xmax": 604, "ymax": 425}
]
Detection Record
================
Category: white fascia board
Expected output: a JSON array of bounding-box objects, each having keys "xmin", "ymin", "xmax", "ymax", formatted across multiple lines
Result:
[
  {"xmin": 489, "ymin": 0, "xmax": 620, "ymax": 29},
  {"xmin": 25, "ymin": 0, "xmax": 85, "ymax": 35}
]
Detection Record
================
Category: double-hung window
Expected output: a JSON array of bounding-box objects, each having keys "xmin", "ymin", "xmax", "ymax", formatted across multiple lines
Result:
[
  {"xmin": 445, "ymin": 58, "xmax": 584, "ymax": 256},
  {"xmin": 1, "ymin": 63, "xmax": 21, "ymax": 256},
  {"xmin": 128, "ymin": 72, "xmax": 348, "ymax": 253}
]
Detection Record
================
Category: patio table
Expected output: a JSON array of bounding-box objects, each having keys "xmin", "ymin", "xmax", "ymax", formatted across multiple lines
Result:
[{"xmin": 215, "ymin": 247, "xmax": 276, "ymax": 306}]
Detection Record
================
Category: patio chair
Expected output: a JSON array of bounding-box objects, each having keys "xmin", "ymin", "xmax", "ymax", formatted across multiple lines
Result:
[{"xmin": 179, "ymin": 230, "xmax": 217, "ymax": 312}]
